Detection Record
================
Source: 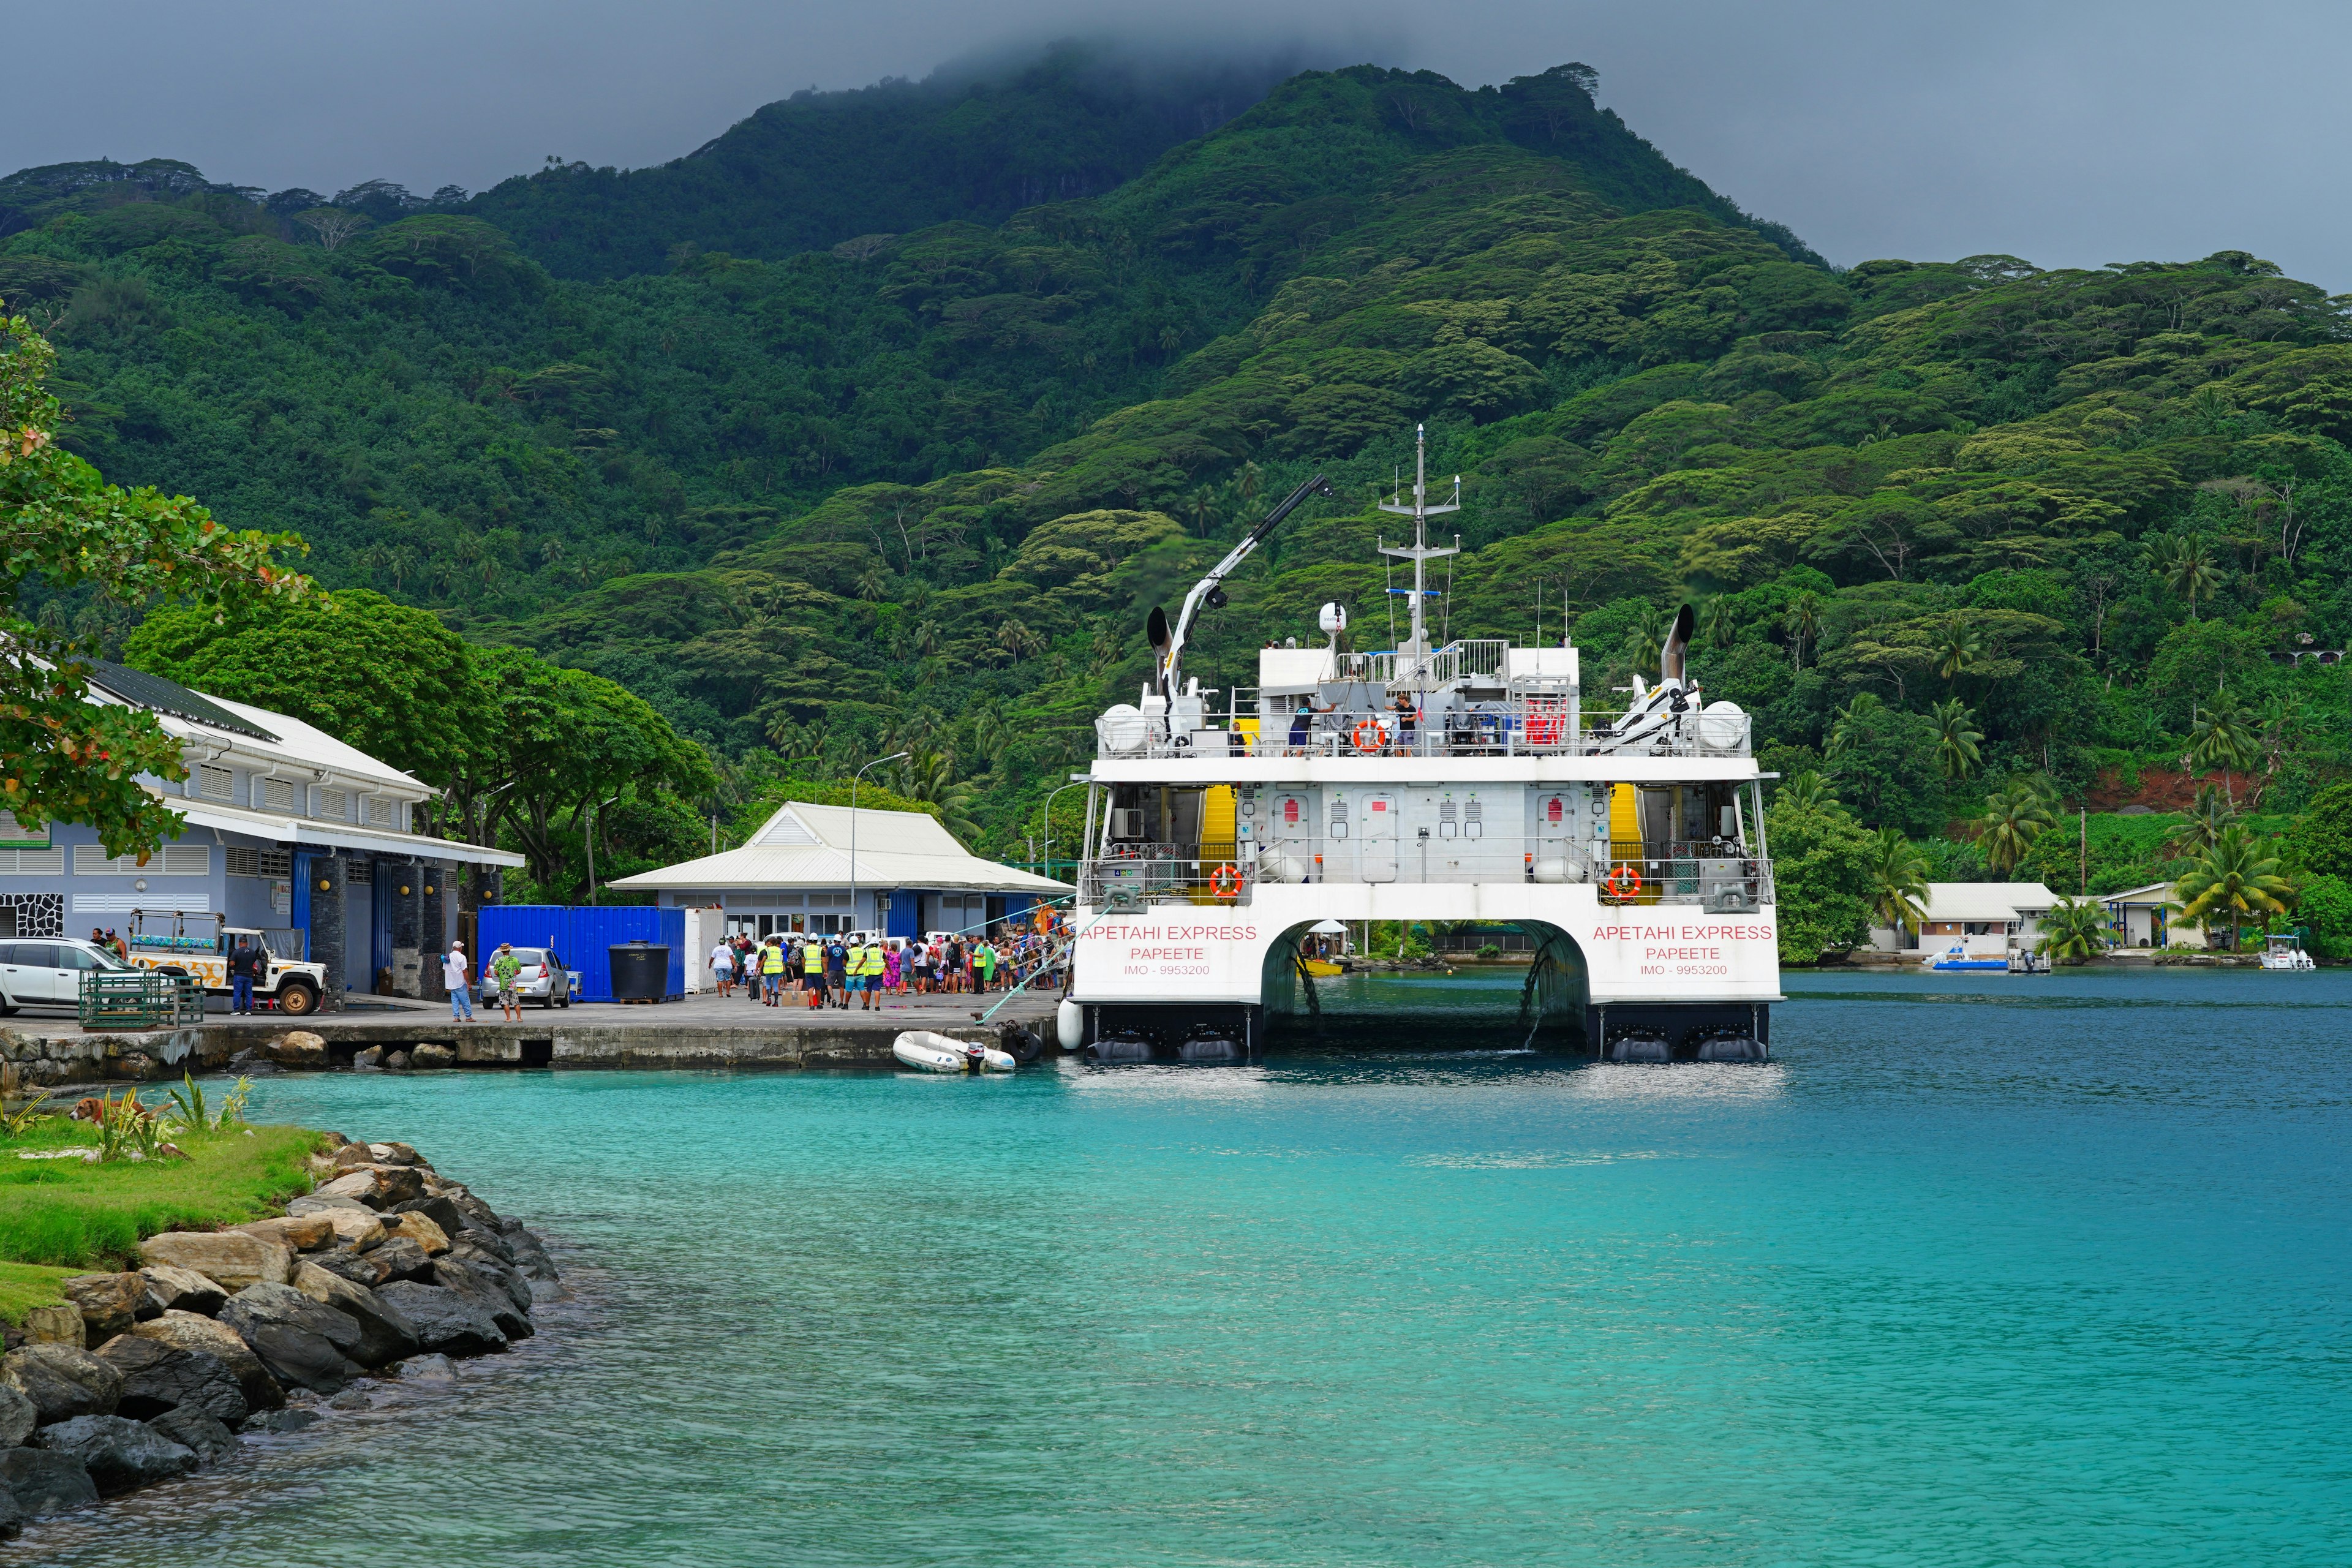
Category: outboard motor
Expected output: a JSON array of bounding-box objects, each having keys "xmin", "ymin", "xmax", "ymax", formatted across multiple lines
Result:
[{"xmin": 963, "ymin": 1043, "xmax": 987, "ymax": 1074}]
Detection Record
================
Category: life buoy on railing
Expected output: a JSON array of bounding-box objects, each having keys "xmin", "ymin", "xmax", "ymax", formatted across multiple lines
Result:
[
  {"xmin": 1351, "ymin": 719, "xmax": 1390, "ymax": 753},
  {"xmin": 1209, "ymin": 864, "xmax": 1242, "ymax": 901},
  {"xmin": 1604, "ymin": 862, "xmax": 1643, "ymax": 900}
]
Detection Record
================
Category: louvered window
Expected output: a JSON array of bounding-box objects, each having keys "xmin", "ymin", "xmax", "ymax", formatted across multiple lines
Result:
[
  {"xmin": 197, "ymin": 765, "xmax": 232, "ymax": 800},
  {"xmin": 225, "ymin": 846, "xmax": 261, "ymax": 878},
  {"xmin": 261, "ymin": 778, "xmax": 297, "ymax": 812},
  {"xmin": 315, "ymin": 789, "xmax": 348, "ymax": 821}
]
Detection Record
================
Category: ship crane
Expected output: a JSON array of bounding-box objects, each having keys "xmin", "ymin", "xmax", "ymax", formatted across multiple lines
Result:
[{"xmin": 1153, "ymin": 473, "xmax": 1335, "ymax": 699}]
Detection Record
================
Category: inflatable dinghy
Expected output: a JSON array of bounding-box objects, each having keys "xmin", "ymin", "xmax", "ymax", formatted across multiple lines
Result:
[{"xmin": 892, "ymin": 1031, "xmax": 1016, "ymax": 1074}]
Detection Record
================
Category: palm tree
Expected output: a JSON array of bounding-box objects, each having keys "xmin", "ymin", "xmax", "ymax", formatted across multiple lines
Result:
[
  {"xmin": 997, "ymin": 618, "xmax": 1042, "ymax": 663},
  {"xmin": 895, "ymin": 750, "xmax": 982, "ymax": 843},
  {"xmin": 2152, "ymin": 532, "xmax": 2220, "ymax": 620},
  {"xmin": 1935, "ymin": 617, "xmax": 1982, "ymax": 685},
  {"xmin": 1779, "ymin": 772, "xmax": 1838, "ymax": 810},
  {"xmin": 1700, "ymin": 597, "xmax": 1738, "ymax": 650},
  {"xmin": 1868, "ymin": 827, "xmax": 1932, "ymax": 935},
  {"xmin": 910, "ymin": 619, "xmax": 942, "ymax": 658},
  {"xmin": 1782, "ymin": 590, "xmax": 1823, "ymax": 671},
  {"xmin": 2251, "ymin": 693, "xmax": 2299, "ymax": 808},
  {"xmin": 2189, "ymin": 693, "xmax": 2258, "ymax": 802},
  {"xmin": 1088, "ymin": 620, "xmax": 1122, "ymax": 673},
  {"xmin": 855, "ymin": 563, "xmax": 889, "ymax": 602},
  {"xmin": 1931, "ymin": 698, "xmax": 1983, "ymax": 781},
  {"xmin": 1978, "ymin": 777, "xmax": 2056, "ymax": 875},
  {"xmin": 1623, "ymin": 603, "xmax": 1667, "ymax": 684},
  {"xmin": 2166, "ymin": 783, "xmax": 2234, "ymax": 858},
  {"xmin": 1828, "ymin": 693, "xmax": 1885, "ymax": 760},
  {"xmin": 2175, "ymin": 823, "xmax": 2291, "ymax": 951},
  {"xmin": 1187, "ymin": 488, "xmax": 1216, "ymax": 538},
  {"xmin": 2036, "ymin": 895, "xmax": 2115, "ymax": 965}
]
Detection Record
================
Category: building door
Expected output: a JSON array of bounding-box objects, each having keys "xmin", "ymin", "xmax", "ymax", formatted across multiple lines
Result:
[
  {"xmin": 370, "ymin": 864, "xmax": 393, "ymax": 992},
  {"xmin": 1362, "ymin": 793, "xmax": 1398, "ymax": 883}
]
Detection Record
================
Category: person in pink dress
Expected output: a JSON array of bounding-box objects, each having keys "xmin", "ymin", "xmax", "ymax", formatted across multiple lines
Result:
[{"xmin": 883, "ymin": 941, "xmax": 903, "ymax": 997}]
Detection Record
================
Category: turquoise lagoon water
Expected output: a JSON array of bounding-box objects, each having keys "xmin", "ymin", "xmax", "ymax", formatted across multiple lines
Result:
[{"xmin": 18, "ymin": 967, "xmax": 2352, "ymax": 1567}]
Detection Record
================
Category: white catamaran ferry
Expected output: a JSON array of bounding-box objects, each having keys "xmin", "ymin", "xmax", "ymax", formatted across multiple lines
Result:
[{"xmin": 1060, "ymin": 428, "xmax": 1783, "ymax": 1063}]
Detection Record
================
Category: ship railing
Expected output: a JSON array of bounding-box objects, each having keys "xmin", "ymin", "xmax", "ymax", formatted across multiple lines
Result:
[
  {"xmin": 1083, "ymin": 846, "xmax": 1773, "ymax": 907},
  {"xmin": 1330, "ymin": 639, "xmax": 1510, "ymax": 688},
  {"xmin": 1081, "ymin": 846, "xmax": 1257, "ymax": 908},
  {"xmin": 1116, "ymin": 704, "xmax": 1751, "ymax": 760},
  {"xmin": 1587, "ymin": 846, "xmax": 1774, "ymax": 910}
]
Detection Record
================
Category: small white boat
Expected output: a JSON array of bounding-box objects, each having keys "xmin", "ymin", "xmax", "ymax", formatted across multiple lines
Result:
[
  {"xmin": 892, "ymin": 1031, "xmax": 1016, "ymax": 1073},
  {"xmin": 1923, "ymin": 941, "xmax": 2008, "ymax": 972},
  {"xmin": 2260, "ymin": 935, "xmax": 2316, "ymax": 971}
]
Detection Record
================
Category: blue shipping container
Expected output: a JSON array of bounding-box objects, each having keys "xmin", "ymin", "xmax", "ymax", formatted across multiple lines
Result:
[{"xmin": 476, "ymin": 905, "xmax": 685, "ymax": 1002}]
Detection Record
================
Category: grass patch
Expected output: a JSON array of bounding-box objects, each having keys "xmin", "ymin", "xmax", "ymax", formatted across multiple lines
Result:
[
  {"xmin": 0, "ymin": 1115, "xmax": 323, "ymax": 1283},
  {"xmin": 0, "ymin": 1261, "xmax": 83, "ymax": 1325}
]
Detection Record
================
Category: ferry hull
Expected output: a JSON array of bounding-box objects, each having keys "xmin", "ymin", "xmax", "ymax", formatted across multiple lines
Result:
[{"xmin": 1068, "ymin": 883, "xmax": 1779, "ymax": 1059}]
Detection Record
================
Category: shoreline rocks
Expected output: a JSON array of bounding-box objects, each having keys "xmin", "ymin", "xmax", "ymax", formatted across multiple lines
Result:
[{"xmin": 0, "ymin": 1134, "xmax": 559, "ymax": 1536}]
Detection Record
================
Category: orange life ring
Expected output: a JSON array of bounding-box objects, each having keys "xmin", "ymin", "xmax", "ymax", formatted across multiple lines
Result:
[
  {"xmin": 1208, "ymin": 864, "xmax": 1242, "ymax": 900},
  {"xmin": 1604, "ymin": 863, "xmax": 1643, "ymax": 900},
  {"xmin": 1351, "ymin": 718, "xmax": 1390, "ymax": 753}
]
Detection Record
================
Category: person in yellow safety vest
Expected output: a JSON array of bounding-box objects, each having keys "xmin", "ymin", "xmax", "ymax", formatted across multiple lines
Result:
[
  {"xmin": 760, "ymin": 937, "xmax": 785, "ymax": 1007},
  {"xmin": 853, "ymin": 938, "xmax": 886, "ymax": 1010}
]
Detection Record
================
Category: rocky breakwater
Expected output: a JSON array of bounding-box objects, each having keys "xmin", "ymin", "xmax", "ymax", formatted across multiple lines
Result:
[{"xmin": 0, "ymin": 1136, "xmax": 559, "ymax": 1535}]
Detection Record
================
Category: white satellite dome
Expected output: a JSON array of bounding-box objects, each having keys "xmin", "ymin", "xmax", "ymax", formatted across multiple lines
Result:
[
  {"xmin": 1698, "ymin": 700, "xmax": 1748, "ymax": 752},
  {"xmin": 1095, "ymin": 704, "xmax": 1148, "ymax": 756},
  {"xmin": 1317, "ymin": 601, "xmax": 1348, "ymax": 636}
]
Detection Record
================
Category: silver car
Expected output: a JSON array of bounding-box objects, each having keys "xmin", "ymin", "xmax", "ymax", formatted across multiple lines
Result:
[
  {"xmin": 481, "ymin": 947, "xmax": 573, "ymax": 1008},
  {"xmin": 0, "ymin": 938, "xmax": 134, "ymax": 1014}
]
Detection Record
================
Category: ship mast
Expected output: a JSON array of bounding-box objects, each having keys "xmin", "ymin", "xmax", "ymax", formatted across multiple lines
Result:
[{"xmin": 1376, "ymin": 423, "xmax": 1460, "ymax": 679}]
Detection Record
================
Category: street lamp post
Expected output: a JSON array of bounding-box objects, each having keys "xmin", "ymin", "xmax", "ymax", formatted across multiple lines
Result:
[
  {"xmin": 585, "ymin": 793, "xmax": 620, "ymax": 905},
  {"xmin": 850, "ymin": 753, "xmax": 908, "ymax": 937},
  {"xmin": 1038, "ymin": 777, "xmax": 1090, "ymax": 886}
]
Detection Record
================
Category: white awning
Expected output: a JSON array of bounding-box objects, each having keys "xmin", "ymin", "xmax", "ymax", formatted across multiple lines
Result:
[
  {"xmin": 165, "ymin": 799, "xmax": 525, "ymax": 868},
  {"xmin": 1310, "ymin": 919, "xmax": 1349, "ymax": 933}
]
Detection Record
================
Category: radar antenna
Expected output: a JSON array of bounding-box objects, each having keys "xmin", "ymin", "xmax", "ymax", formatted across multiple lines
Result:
[{"xmin": 1376, "ymin": 423, "xmax": 1461, "ymax": 681}]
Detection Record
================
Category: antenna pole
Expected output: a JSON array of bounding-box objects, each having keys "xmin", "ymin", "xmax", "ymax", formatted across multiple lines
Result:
[{"xmin": 1377, "ymin": 422, "xmax": 1460, "ymax": 680}]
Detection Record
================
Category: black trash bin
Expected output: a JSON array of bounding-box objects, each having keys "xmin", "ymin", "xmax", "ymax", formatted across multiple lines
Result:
[{"xmin": 608, "ymin": 941, "xmax": 669, "ymax": 1002}]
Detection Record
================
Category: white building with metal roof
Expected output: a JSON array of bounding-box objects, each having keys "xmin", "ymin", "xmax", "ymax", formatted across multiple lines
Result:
[
  {"xmin": 1868, "ymin": 882, "xmax": 2060, "ymax": 955},
  {"xmin": 0, "ymin": 660, "xmax": 522, "ymax": 1004},
  {"xmin": 609, "ymin": 801, "xmax": 1068, "ymax": 942}
]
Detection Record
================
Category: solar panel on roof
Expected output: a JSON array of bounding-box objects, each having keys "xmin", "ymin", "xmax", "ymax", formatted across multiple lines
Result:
[{"xmin": 83, "ymin": 660, "xmax": 279, "ymax": 743}]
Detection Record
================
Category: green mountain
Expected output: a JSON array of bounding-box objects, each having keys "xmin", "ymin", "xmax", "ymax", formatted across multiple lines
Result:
[{"xmin": 8, "ymin": 49, "xmax": 2352, "ymax": 922}]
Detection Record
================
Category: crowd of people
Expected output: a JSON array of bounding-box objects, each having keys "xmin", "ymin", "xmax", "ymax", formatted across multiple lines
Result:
[{"xmin": 705, "ymin": 925, "xmax": 1068, "ymax": 1010}]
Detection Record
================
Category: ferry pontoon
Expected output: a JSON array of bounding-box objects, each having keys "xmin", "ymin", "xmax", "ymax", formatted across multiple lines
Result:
[{"xmin": 1060, "ymin": 428, "xmax": 1784, "ymax": 1063}]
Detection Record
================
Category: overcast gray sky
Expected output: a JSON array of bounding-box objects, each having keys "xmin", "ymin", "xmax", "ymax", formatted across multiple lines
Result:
[{"xmin": 8, "ymin": 0, "xmax": 2348, "ymax": 287}]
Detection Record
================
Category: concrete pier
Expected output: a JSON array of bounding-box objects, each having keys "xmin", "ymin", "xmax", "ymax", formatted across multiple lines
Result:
[{"xmin": 0, "ymin": 991, "xmax": 1058, "ymax": 1087}]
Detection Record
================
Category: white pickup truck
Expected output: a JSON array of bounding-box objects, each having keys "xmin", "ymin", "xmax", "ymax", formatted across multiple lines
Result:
[{"xmin": 124, "ymin": 919, "xmax": 328, "ymax": 1016}]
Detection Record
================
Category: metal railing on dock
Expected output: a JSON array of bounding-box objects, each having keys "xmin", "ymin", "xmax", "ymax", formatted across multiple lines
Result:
[{"xmin": 80, "ymin": 970, "xmax": 203, "ymax": 1031}]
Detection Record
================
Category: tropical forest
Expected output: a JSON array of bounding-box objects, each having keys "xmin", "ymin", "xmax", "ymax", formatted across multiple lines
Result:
[{"xmin": 7, "ymin": 42, "xmax": 2352, "ymax": 960}]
